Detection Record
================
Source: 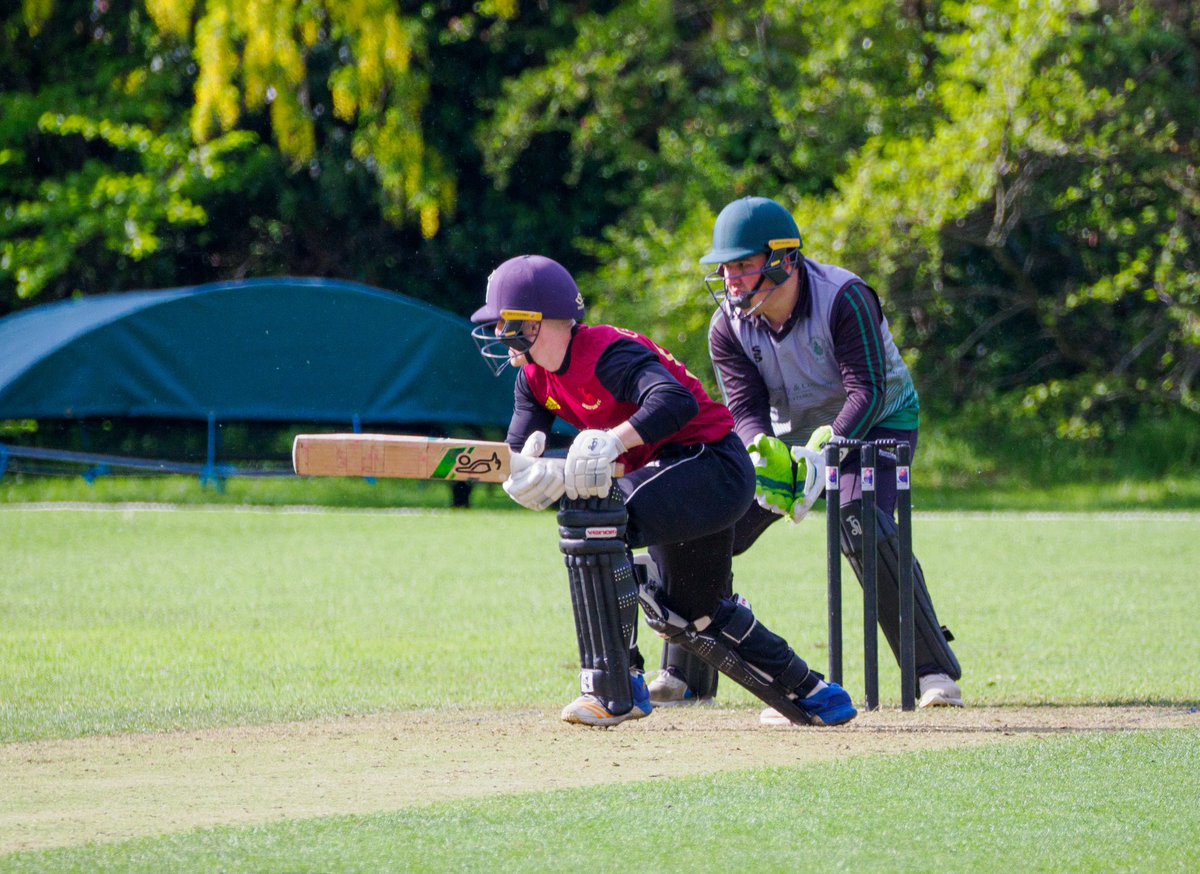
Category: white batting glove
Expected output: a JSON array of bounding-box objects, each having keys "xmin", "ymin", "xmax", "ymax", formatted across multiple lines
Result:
[
  {"xmin": 564, "ymin": 429, "xmax": 625, "ymax": 500},
  {"xmin": 503, "ymin": 431, "xmax": 566, "ymax": 511}
]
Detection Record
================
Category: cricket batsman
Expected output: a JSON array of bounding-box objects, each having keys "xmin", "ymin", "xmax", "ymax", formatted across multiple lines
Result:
[{"xmin": 471, "ymin": 254, "xmax": 857, "ymax": 728}]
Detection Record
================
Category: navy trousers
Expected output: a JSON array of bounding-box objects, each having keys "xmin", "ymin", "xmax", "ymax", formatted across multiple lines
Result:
[{"xmin": 619, "ymin": 432, "xmax": 754, "ymax": 621}]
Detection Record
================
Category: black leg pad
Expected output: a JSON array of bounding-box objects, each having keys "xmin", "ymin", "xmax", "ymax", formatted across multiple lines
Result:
[
  {"xmin": 559, "ymin": 489, "xmax": 639, "ymax": 715},
  {"xmin": 840, "ymin": 500, "xmax": 961, "ymax": 680},
  {"xmin": 660, "ymin": 642, "xmax": 719, "ymax": 699},
  {"xmin": 638, "ymin": 581, "xmax": 818, "ymax": 726}
]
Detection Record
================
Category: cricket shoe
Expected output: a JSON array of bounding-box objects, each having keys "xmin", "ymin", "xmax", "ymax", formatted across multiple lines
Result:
[
  {"xmin": 648, "ymin": 666, "xmax": 711, "ymax": 707},
  {"xmin": 561, "ymin": 672, "xmax": 653, "ymax": 727},
  {"xmin": 918, "ymin": 673, "xmax": 964, "ymax": 708},
  {"xmin": 759, "ymin": 682, "xmax": 858, "ymax": 727}
]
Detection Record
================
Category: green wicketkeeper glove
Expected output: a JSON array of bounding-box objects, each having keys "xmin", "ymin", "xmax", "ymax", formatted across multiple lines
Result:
[{"xmin": 747, "ymin": 433, "xmax": 796, "ymax": 517}]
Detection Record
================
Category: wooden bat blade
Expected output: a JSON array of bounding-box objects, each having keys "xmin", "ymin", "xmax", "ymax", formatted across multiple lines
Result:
[{"xmin": 292, "ymin": 434, "xmax": 514, "ymax": 482}]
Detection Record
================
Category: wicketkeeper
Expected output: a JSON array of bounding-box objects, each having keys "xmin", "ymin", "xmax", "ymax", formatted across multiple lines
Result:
[
  {"xmin": 471, "ymin": 254, "xmax": 857, "ymax": 728},
  {"xmin": 647, "ymin": 196, "xmax": 964, "ymax": 718}
]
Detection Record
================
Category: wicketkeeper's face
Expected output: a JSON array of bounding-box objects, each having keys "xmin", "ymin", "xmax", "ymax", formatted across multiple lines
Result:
[
  {"xmin": 720, "ymin": 254, "xmax": 768, "ymax": 286},
  {"xmin": 719, "ymin": 254, "xmax": 773, "ymax": 307}
]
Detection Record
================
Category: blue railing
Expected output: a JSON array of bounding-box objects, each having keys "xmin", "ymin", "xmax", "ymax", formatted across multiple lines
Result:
[{"xmin": 0, "ymin": 443, "xmax": 289, "ymax": 488}]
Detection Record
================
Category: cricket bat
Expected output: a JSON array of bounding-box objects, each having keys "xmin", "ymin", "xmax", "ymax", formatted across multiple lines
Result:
[
  {"xmin": 293, "ymin": 434, "xmax": 517, "ymax": 482},
  {"xmin": 291, "ymin": 433, "xmax": 626, "ymax": 483}
]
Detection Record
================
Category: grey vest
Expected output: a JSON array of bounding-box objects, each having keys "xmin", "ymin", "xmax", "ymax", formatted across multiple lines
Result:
[{"xmin": 718, "ymin": 258, "xmax": 918, "ymax": 446}]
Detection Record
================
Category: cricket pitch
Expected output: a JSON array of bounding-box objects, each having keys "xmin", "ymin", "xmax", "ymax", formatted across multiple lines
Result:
[{"xmin": 3, "ymin": 705, "xmax": 1196, "ymax": 853}]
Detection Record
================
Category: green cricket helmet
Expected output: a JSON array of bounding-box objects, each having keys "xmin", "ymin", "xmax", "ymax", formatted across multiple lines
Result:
[
  {"xmin": 702, "ymin": 197, "xmax": 803, "ymax": 313},
  {"xmin": 701, "ymin": 196, "xmax": 803, "ymax": 265}
]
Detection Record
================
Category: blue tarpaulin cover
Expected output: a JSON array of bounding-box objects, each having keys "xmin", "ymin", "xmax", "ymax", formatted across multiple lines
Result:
[{"xmin": 0, "ymin": 277, "xmax": 515, "ymax": 428}]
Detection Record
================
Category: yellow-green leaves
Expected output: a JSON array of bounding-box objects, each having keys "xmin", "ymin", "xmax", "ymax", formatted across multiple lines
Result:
[
  {"xmin": 21, "ymin": 0, "xmax": 53, "ymax": 36},
  {"xmin": 183, "ymin": 0, "xmax": 447, "ymax": 236},
  {"xmin": 145, "ymin": 0, "xmax": 199, "ymax": 39}
]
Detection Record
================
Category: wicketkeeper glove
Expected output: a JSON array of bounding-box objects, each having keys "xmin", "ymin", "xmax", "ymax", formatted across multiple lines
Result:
[
  {"xmin": 747, "ymin": 433, "xmax": 796, "ymax": 517},
  {"xmin": 788, "ymin": 425, "xmax": 836, "ymax": 523},
  {"xmin": 564, "ymin": 429, "xmax": 626, "ymax": 500},
  {"xmin": 503, "ymin": 431, "xmax": 566, "ymax": 511}
]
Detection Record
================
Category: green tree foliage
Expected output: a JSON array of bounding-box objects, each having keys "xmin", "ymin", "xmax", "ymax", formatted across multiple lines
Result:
[
  {"xmin": 1, "ymin": 0, "xmax": 1196, "ymax": 445},
  {"xmin": 0, "ymin": 1, "xmax": 613, "ymax": 320},
  {"xmin": 0, "ymin": 0, "xmax": 266, "ymax": 305},
  {"xmin": 168, "ymin": 0, "xmax": 457, "ymax": 235},
  {"xmin": 480, "ymin": 0, "xmax": 1199, "ymax": 437},
  {"xmin": 477, "ymin": 0, "xmax": 943, "ymax": 361},
  {"xmin": 806, "ymin": 0, "xmax": 1200, "ymax": 434},
  {"xmin": 0, "ymin": 0, "xmax": 532, "ymax": 312}
]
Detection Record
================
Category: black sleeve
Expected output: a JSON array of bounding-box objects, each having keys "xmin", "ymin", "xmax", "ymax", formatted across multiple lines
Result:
[
  {"xmin": 594, "ymin": 339, "xmax": 699, "ymax": 444},
  {"xmin": 505, "ymin": 369, "xmax": 557, "ymax": 451},
  {"xmin": 829, "ymin": 282, "xmax": 888, "ymax": 439},
  {"xmin": 708, "ymin": 310, "xmax": 773, "ymax": 447}
]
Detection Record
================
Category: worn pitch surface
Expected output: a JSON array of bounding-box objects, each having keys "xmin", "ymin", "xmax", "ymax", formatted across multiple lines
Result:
[{"xmin": 3, "ymin": 705, "xmax": 1196, "ymax": 853}]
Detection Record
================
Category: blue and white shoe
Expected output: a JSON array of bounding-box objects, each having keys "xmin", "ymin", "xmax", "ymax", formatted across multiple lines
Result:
[
  {"xmin": 647, "ymin": 666, "xmax": 710, "ymax": 707},
  {"xmin": 760, "ymin": 682, "xmax": 858, "ymax": 727},
  {"xmin": 798, "ymin": 682, "xmax": 857, "ymax": 725},
  {"xmin": 561, "ymin": 672, "xmax": 654, "ymax": 727}
]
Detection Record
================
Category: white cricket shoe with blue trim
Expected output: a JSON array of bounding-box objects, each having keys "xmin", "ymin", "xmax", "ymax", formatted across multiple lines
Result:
[{"xmin": 561, "ymin": 672, "xmax": 654, "ymax": 727}]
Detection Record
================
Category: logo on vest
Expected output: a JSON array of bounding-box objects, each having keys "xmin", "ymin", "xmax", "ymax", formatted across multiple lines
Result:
[
  {"xmin": 581, "ymin": 391, "xmax": 602, "ymax": 411},
  {"xmin": 811, "ymin": 338, "xmax": 825, "ymax": 357},
  {"xmin": 545, "ymin": 396, "xmax": 561, "ymax": 411}
]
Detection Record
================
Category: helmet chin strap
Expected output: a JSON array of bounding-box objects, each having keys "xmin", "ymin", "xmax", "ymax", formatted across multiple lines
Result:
[{"xmin": 728, "ymin": 270, "xmax": 781, "ymax": 319}]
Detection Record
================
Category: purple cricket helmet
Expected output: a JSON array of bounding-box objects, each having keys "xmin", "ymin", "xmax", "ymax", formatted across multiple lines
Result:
[{"xmin": 470, "ymin": 255, "xmax": 586, "ymax": 374}]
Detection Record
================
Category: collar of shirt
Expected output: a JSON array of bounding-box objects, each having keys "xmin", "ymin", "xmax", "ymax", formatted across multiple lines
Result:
[{"xmin": 548, "ymin": 323, "xmax": 583, "ymax": 375}]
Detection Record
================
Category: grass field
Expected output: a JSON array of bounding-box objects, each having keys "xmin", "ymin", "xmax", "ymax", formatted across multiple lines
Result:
[
  {"xmin": 4, "ymin": 468, "xmax": 1200, "ymax": 511},
  {"xmin": 2, "ymin": 505, "xmax": 1199, "ymax": 871}
]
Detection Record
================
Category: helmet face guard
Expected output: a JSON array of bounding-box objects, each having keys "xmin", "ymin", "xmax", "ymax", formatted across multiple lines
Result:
[
  {"xmin": 471, "ymin": 255, "xmax": 585, "ymax": 376},
  {"xmin": 471, "ymin": 309, "xmax": 544, "ymax": 375},
  {"xmin": 704, "ymin": 238, "xmax": 801, "ymax": 318}
]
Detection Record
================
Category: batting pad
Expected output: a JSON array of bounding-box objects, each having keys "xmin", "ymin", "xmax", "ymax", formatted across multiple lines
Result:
[
  {"xmin": 559, "ymin": 492, "xmax": 640, "ymax": 716},
  {"xmin": 638, "ymin": 581, "xmax": 817, "ymax": 726}
]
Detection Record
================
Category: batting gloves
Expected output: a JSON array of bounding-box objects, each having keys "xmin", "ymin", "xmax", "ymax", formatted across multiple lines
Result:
[
  {"xmin": 504, "ymin": 431, "xmax": 566, "ymax": 511},
  {"xmin": 564, "ymin": 429, "xmax": 626, "ymax": 500},
  {"xmin": 747, "ymin": 433, "xmax": 796, "ymax": 517}
]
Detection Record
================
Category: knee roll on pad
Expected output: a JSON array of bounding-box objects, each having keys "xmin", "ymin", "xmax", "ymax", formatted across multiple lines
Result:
[
  {"xmin": 559, "ymin": 490, "xmax": 640, "ymax": 716},
  {"xmin": 840, "ymin": 500, "xmax": 961, "ymax": 680}
]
